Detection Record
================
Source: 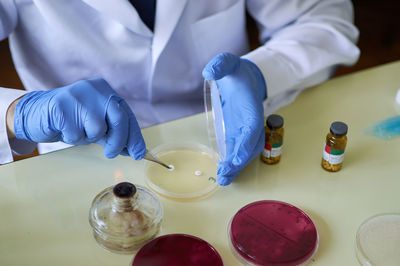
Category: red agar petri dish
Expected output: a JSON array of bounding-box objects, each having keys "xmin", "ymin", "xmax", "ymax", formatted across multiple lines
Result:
[
  {"xmin": 132, "ymin": 234, "xmax": 223, "ymax": 266},
  {"xmin": 228, "ymin": 200, "xmax": 318, "ymax": 266}
]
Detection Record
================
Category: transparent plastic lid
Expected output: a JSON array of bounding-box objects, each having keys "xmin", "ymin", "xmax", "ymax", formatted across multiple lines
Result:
[
  {"xmin": 132, "ymin": 234, "xmax": 223, "ymax": 266},
  {"xmin": 356, "ymin": 213, "xmax": 400, "ymax": 265},
  {"xmin": 204, "ymin": 79, "xmax": 226, "ymax": 162},
  {"xmin": 228, "ymin": 200, "xmax": 319, "ymax": 266},
  {"xmin": 144, "ymin": 142, "xmax": 219, "ymax": 201}
]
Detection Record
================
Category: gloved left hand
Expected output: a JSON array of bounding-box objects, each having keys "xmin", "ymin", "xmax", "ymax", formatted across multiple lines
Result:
[
  {"xmin": 202, "ymin": 52, "xmax": 266, "ymax": 186},
  {"xmin": 13, "ymin": 78, "xmax": 146, "ymax": 160}
]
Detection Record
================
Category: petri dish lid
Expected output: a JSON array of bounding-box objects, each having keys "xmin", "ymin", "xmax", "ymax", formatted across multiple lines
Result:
[
  {"xmin": 204, "ymin": 79, "xmax": 226, "ymax": 163},
  {"xmin": 144, "ymin": 142, "xmax": 219, "ymax": 201},
  {"xmin": 355, "ymin": 213, "xmax": 400, "ymax": 266},
  {"xmin": 228, "ymin": 200, "xmax": 319, "ymax": 266},
  {"xmin": 132, "ymin": 234, "xmax": 224, "ymax": 266}
]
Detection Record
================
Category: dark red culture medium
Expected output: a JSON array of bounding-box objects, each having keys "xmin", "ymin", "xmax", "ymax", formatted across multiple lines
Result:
[
  {"xmin": 132, "ymin": 234, "xmax": 223, "ymax": 266},
  {"xmin": 229, "ymin": 200, "xmax": 318, "ymax": 266}
]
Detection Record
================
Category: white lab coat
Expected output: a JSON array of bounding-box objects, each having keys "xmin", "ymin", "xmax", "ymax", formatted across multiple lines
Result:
[{"xmin": 0, "ymin": 0, "xmax": 359, "ymax": 164}]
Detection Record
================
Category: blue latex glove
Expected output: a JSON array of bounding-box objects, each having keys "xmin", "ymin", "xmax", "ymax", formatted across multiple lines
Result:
[
  {"xmin": 202, "ymin": 52, "xmax": 267, "ymax": 186},
  {"xmin": 14, "ymin": 78, "xmax": 146, "ymax": 160}
]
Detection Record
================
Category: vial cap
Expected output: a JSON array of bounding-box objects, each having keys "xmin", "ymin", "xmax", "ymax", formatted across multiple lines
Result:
[
  {"xmin": 113, "ymin": 182, "xmax": 136, "ymax": 198},
  {"xmin": 266, "ymin": 114, "xmax": 284, "ymax": 129},
  {"xmin": 330, "ymin": 121, "xmax": 348, "ymax": 136}
]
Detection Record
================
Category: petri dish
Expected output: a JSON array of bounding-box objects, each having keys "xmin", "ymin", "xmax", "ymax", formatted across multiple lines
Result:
[
  {"xmin": 355, "ymin": 213, "xmax": 400, "ymax": 266},
  {"xmin": 204, "ymin": 79, "xmax": 226, "ymax": 162},
  {"xmin": 144, "ymin": 142, "xmax": 219, "ymax": 201},
  {"xmin": 132, "ymin": 234, "xmax": 224, "ymax": 266},
  {"xmin": 228, "ymin": 200, "xmax": 319, "ymax": 266}
]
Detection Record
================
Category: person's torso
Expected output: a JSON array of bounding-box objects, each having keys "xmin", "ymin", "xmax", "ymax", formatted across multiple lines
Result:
[{"xmin": 9, "ymin": 0, "xmax": 249, "ymax": 127}]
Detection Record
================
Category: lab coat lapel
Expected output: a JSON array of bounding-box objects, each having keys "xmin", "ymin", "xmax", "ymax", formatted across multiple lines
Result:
[
  {"xmin": 81, "ymin": 0, "xmax": 153, "ymax": 38},
  {"xmin": 152, "ymin": 0, "xmax": 188, "ymax": 64}
]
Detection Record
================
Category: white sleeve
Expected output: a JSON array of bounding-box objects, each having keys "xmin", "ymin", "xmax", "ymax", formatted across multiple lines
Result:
[
  {"xmin": 0, "ymin": 2, "xmax": 37, "ymax": 164},
  {"xmin": 243, "ymin": 0, "xmax": 360, "ymax": 101},
  {"xmin": 0, "ymin": 0, "xmax": 18, "ymax": 41}
]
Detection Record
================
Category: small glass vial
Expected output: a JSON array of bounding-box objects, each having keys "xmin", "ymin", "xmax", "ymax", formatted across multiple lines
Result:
[
  {"xmin": 261, "ymin": 114, "xmax": 284, "ymax": 164},
  {"xmin": 89, "ymin": 182, "xmax": 163, "ymax": 254},
  {"xmin": 321, "ymin": 121, "xmax": 348, "ymax": 172}
]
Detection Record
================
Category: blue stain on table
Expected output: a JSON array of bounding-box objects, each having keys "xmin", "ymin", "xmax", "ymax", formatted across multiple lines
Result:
[{"xmin": 366, "ymin": 115, "xmax": 400, "ymax": 139}]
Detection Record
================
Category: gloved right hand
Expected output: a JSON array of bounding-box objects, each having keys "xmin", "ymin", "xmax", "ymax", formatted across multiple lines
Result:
[
  {"xmin": 202, "ymin": 53, "xmax": 266, "ymax": 186},
  {"xmin": 14, "ymin": 78, "xmax": 146, "ymax": 160}
]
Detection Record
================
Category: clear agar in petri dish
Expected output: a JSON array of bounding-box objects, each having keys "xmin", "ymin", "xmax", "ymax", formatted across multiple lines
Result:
[
  {"xmin": 228, "ymin": 200, "xmax": 319, "ymax": 266},
  {"xmin": 144, "ymin": 142, "xmax": 219, "ymax": 201},
  {"xmin": 132, "ymin": 234, "xmax": 223, "ymax": 266},
  {"xmin": 355, "ymin": 213, "xmax": 400, "ymax": 266}
]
